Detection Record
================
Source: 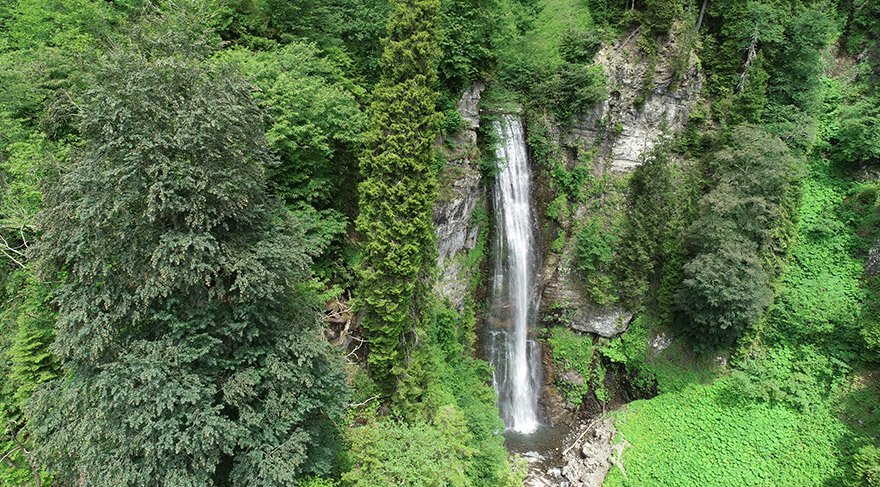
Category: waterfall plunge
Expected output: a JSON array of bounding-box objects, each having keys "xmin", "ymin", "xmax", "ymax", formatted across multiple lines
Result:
[{"xmin": 488, "ymin": 114, "xmax": 542, "ymax": 434}]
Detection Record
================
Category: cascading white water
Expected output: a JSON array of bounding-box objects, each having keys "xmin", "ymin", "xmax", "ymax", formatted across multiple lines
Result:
[{"xmin": 488, "ymin": 114, "xmax": 542, "ymax": 435}]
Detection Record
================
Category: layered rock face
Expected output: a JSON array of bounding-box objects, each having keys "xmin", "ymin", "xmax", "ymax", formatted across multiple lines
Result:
[
  {"xmin": 540, "ymin": 26, "xmax": 701, "ymax": 338},
  {"xmin": 433, "ymin": 82, "xmax": 486, "ymax": 310},
  {"xmin": 569, "ymin": 26, "xmax": 702, "ymax": 171}
]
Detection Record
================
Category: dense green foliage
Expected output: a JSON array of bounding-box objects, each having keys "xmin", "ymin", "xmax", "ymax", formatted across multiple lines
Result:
[
  {"xmin": 498, "ymin": 0, "xmax": 608, "ymax": 120},
  {"xmin": 217, "ymin": 42, "xmax": 366, "ymax": 289},
  {"xmin": 602, "ymin": 128, "xmax": 880, "ymax": 483},
  {"xmin": 595, "ymin": 5, "xmax": 880, "ymax": 480},
  {"xmin": 345, "ymin": 302, "xmax": 524, "ymax": 486},
  {"xmin": 548, "ymin": 327, "xmax": 606, "ymax": 406},
  {"xmin": 2, "ymin": 0, "xmax": 528, "ymax": 484},
  {"xmin": 355, "ymin": 0, "xmax": 442, "ymax": 401},
  {"xmin": 344, "ymin": 414, "xmax": 474, "ymax": 486},
  {"xmin": 616, "ymin": 148, "xmax": 680, "ymax": 305},
  {"xmin": 678, "ymin": 126, "xmax": 801, "ymax": 343},
  {"xmin": 605, "ymin": 379, "xmax": 847, "ymax": 486},
  {"xmin": 3, "ymin": 0, "xmax": 880, "ymax": 485},
  {"xmin": 24, "ymin": 12, "xmax": 347, "ymax": 485}
]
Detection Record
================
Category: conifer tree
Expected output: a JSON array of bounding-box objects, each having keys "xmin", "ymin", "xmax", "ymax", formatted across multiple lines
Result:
[
  {"xmin": 617, "ymin": 147, "xmax": 677, "ymax": 304},
  {"xmin": 27, "ymin": 9, "xmax": 346, "ymax": 486},
  {"xmin": 677, "ymin": 126, "xmax": 799, "ymax": 343},
  {"xmin": 356, "ymin": 0, "xmax": 442, "ymax": 397}
]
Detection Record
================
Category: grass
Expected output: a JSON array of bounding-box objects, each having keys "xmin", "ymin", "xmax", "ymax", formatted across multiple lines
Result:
[
  {"xmin": 526, "ymin": 0, "xmax": 594, "ymax": 62},
  {"xmin": 499, "ymin": 0, "xmax": 594, "ymax": 71}
]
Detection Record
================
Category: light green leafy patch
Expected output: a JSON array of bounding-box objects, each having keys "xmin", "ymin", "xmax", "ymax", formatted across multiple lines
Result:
[
  {"xmin": 605, "ymin": 380, "xmax": 846, "ymax": 486},
  {"xmin": 547, "ymin": 327, "xmax": 597, "ymax": 407}
]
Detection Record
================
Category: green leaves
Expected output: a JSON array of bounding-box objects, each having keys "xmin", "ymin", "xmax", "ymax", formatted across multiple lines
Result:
[
  {"xmin": 604, "ymin": 379, "xmax": 847, "ymax": 486},
  {"xmin": 829, "ymin": 98, "xmax": 880, "ymax": 169},
  {"xmin": 356, "ymin": 0, "xmax": 442, "ymax": 399},
  {"xmin": 219, "ymin": 41, "xmax": 367, "ymax": 288},
  {"xmin": 343, "ymin": 417, "xmax": 471, "ymax": 486},
  {"xmin": 616, "ymin": 147, "xmax": 680, "ymax": 305},
  {"xmin": 27, "ymin": 9, "xmax": 346, "ymax": 485},
  {"xmin": 547, "ymin": 327, "xmax": 602, "ymax": 407},
  {"xmin": 642, "ymin": 0, "xmax": 683, "ymax": 37},
  {"xmin": 678, "ymin": 126, "xmax": 800, "ymax": 343}
]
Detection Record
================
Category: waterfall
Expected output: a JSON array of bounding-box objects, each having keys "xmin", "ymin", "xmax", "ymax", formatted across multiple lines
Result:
[{"xmin": 488, "ymin": 114, "xmax": 542, "ymax": 435}]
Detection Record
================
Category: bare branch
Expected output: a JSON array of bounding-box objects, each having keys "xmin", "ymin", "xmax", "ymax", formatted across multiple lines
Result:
[
  {"xmin": 1, "ymin": 447, "xmax": 19, "ymax": 466},
  {"xmin": 19, "ymin": 225, "xmax": 30, "ymax": 251},
  {"xmin": 6, "ymin": 421, "xmax": 41, "ymax": 487},
  {"xmin": 0, "ymin": 233, "xmax": 27, "ymax": 268},
  {"xmin": 0, "ymin": 233, "xmax": 26, "ymax": 256},
  {"xmin": 697, "ymin": 0, "xmax": 709, "ymax": 31},
  {"xmin": 737, "ymin": 25, "xmax": 760, "ymax": 93},
  {"xmin": 562, "ymin": 418, "xmax": 601, "ymax": 456},
  {"xmin": 349, "ymin": 395, "xmax": 379, "ymax": 409}
]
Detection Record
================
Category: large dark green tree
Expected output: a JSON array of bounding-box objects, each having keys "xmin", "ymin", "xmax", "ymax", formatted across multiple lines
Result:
[
  {"xmin": 356, "ymin": 0, "xmax": 442, "ymax": 398},
  {"xmin": 27, "ymin": 10, "xmax": 346, "ymax": 486},
  {"xmin": 678, "ymin": 126, "xmax": 800, "ymax": 343}
]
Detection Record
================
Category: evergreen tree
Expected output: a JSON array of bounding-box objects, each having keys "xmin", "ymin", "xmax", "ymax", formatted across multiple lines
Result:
[
  {"xmin": 642, "ymin": 0, "xmax": 683, "ymax": 36},
  {"xmin": 617, "ymin": 147, "xmax": 678, "ymax": 304},
  {"xmin": 766, "ymin": 7, "xmax": 832, "ymax": 114},
  {"xmin": 678, "ymin": 126, "xmax": 800, "ymax": 343},
  {"xmin": 27, "ymin": 9, "xmax": 346, "ymax": 485},
  {"xmin": 356, "ymin": 0, "xmax": 442, "ymax": 399}
]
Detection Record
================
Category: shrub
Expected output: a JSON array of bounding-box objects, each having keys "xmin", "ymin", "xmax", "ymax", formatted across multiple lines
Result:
[
  {"xmin": 852, "ymin": 445, "xmax": 880, "ymax": 486},
  {"xmin": 547, "ymin": 327, "xmax": 597, "ymax": 407},
  {"xmin": 559, "ymin": 28, "xmax": 603, "ymax": 64},
  {"xmin": 343, "ymin": 416, "xmax": 471, "ymax": 486},
  {"xmin": 576, "ymin": 217, "xmax": 619, "ymax": 306},
  {"xmin": 678, "ymin": 238, "xmax": 773, "ymax": 341},
  {"xmin": 642, "ymin": 0, "xmax": 683, "ymax": 37},
  {"xmin": 551, "ymin": 62, "xmax": 607, "ymax": 119},
  {"xmin": 831, "ymin": 99, "xmax": 880, "ymax": 168}
]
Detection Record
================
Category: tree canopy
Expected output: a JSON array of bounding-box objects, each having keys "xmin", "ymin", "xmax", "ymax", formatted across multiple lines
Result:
[{"xmin": 26, "ymin": 11, "xmax": 346, "ymax": 485}]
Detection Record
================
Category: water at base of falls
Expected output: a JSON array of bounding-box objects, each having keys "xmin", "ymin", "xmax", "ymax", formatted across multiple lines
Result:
[{"xmin": 487, "ymin": 114, "xmax": 542, "ymax": 435}]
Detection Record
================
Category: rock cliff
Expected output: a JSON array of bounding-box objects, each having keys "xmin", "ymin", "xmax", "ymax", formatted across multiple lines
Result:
[
  {"xmin": 433, "ymin": 82, "xmax": 486, "ymax": 310},
  {"xmin": 540, "ymin": 25, "xmax": 701, "ymax": 337},
  {"xmin": 569, "ymin": 25, "xmax": 702, "ymax": 172}
]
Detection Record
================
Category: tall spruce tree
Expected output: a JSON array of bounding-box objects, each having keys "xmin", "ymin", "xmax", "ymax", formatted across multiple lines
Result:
[
  {"xmin": 26, "ymin": 9, "xmax": 346, "ymax": 486},
  {"xmin": 356, "ymin": 0, "xmax": 442, "ymax": 398},
  {"xmin": 616, "ymin": 147, "xmax": 678, "ymax": 305}
]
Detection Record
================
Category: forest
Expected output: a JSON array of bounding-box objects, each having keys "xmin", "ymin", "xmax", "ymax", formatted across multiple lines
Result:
[{"xmin": 1, "ymin": 0, "xmax": 880, "ymax": 485}]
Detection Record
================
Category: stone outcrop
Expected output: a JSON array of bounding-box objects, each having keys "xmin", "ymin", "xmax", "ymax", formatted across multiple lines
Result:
[
  {"xmin": 434, "ymin": 82, "xmax": 486, "ymax": 310},
  {"xmin": 568, "ymin": 25, "xmax": 702, "ymax": 171},
  {"xmin": 541, "ymin": 247, "xmax": 633, "ymax": 337}
]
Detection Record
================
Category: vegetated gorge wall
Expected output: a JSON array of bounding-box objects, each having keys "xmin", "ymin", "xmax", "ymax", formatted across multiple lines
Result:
[
  {"xmin": 433, "ymin": 25, "xmax": 701, "ymax": 487},
  {"xmin": 539, "ymin": 26, "xmax": 701, "ymax": 340},
  {"xmin": 434, "ymin": 81, "xmax": 486, "ymax": 310},
  {"xmin": 532, "ymin": 27, "xmax": 702, "ymax": 487}
]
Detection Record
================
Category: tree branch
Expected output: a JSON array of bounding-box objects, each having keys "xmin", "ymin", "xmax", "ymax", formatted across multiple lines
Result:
[
  {"xmin": 349, "ymin": 395, "xmax": 379, "ymax": 408},
  {"xmin": 737, "ymin": 25, "xmax": 760, "ymax": 93},
  {"xmin": 6, "ymin": 421, "xmax": 41, "ymax": 487}
]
